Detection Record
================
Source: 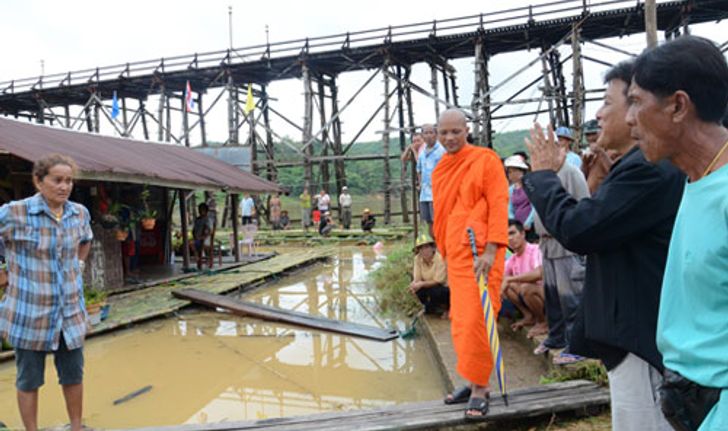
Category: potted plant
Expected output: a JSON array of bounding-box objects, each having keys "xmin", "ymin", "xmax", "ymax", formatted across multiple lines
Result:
[
  {"xmin": 99, "ymin": 201, "xmax": 123, "ymax": 229},
  {"xmin": 114, "ymin": 224, "xmax": 130, "ymax": 241},
  {"xmin": 139, "ymin": 185, "xmax": 157, "ymax": 231},
  {"xmin": 84, "ymin": 287, "xmax": 108, "ymax": 326}
]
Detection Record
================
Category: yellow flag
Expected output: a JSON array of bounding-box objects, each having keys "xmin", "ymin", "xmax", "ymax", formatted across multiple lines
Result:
[{"xmin": 244, "ymin": 84, "xmax": 255, "ymax": 114}]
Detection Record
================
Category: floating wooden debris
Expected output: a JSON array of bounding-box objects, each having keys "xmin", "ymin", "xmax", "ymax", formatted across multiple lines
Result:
[
  {"xmin": 173, "ymin": 288, "xmax": 399, "ymax": 342},
  {"xmin": 113, "ymin": 385, "xmax": 153, "ymax": 405}
]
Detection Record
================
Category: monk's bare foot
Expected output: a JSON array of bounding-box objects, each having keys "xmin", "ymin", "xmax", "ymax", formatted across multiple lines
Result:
[
  {"xmin": 510, "ymin": 318, "xmax": 535, "ymax": 331},
  {"xmin": 527, "ymin": 322, "xmax": 548, "ymax": 338}
]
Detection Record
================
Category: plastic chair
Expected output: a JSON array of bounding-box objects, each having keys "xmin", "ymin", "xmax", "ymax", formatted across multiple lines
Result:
[{"xmin": 239, "ymin": 223, "xmax": 258, "ymax": 256}]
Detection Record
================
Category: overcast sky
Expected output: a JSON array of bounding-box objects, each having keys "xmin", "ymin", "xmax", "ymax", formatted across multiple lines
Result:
[{"xmin": 1, "ymin": 0, "xmax": 725, "ymax": 146}]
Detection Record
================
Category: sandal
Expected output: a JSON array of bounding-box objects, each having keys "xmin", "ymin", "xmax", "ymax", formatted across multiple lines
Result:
[
  {"xmin": 533, "ymin": 342, "xmax": 550, "ymax": 355},
  {"xmin": 444, "ymin": 385, "xmax": 471, "ymax": 405},
  {"xmin": 553, "ymin": 352, "xmax": 586, "ymax": 365},
  {"xmin": 464, "ymin": 396, "xmax": 489, "ymax": 421}
]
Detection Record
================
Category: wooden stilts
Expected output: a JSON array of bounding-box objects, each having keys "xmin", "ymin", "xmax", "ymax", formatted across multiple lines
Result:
[
  {"xmin": 571, "ymin": 24, "xmax": 585, "ymax": 147},
  {"xmin": 330, "ymin": 77, "xmax": 346, "ymax": 199},
  {"xmin": 404, "ymin": 66, "xmax": 418, "ymax": 238},
  {"xmin": 157, "ymin": 85, "xmax": 165, "ymax": 141},
  {"xmin": 382, "ymin": 62, "xmax": 392, "ymax": 225},
  {"xmin": 139, "ymin": 99, "xmax": 149, "ymax": 140},
  {"xmin": 198, "ymin": 91, "xmax": 208, "ymax": 147},
  {"xmin": 317, "ymin": 78, "xmax": 331, "ymax": 194},
  {"xmin": 430, "ymin": 63, "xmax": 440, "ymax": 120},
  {"xmin": 540, "ymin": 47, "xmax": 557, "ymax": 127},
  {"xmin": 262, "ymin": 84, "xmax": 277, "ymax": 182},
  {"xmin": 302, "ymin": 64, "xmax": 314, "ymax": 195},
  {"xmin": 121, "ymin": 97, "xmax": 128, "ymax": 136},
  {"xmin": 396, "ymin": 65, "xmax": 410, "ymax": 224}
]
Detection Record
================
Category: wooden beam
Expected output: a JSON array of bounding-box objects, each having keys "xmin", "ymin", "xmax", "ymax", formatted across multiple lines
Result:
[
  {"xmin": 172, "ymin": 288, "xmax": 399, "ymax": 341},
  {"xmin": 645, "ymin": 0, "xmax": 658, "ymax": 48}
]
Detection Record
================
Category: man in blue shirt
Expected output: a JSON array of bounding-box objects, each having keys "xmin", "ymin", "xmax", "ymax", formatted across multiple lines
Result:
[
  {"xmin": 416, "ymin": 124, "xmax": 445, "ymax": 239},
  {"xmin": 627, "ymin": 36, "xmax": 728, "ymax": 431}
]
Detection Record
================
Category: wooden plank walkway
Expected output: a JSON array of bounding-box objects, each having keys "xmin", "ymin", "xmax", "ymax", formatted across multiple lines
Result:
[
  {"xmin": 255, "ymin": 227, "xmax": 411, "ymax": 245},
  {"xmin": 0, "ymin": 248, "xmax": 333, "ymax": 363},
  {"xmin": 127, "ymin": 380, "xmax": 609, "ymax": 431},
  {"xmin": 91, "ymin": 248, "xmax": 334, "ymax": 336},
  {"xmin": 173, "ymin": 288, "xmax": 399, "ymax": 341}
]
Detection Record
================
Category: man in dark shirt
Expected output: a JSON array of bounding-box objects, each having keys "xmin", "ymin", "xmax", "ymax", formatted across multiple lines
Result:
[{"xmin": 522, "ymin": 61, "xmax": 684, "ymax": 430}]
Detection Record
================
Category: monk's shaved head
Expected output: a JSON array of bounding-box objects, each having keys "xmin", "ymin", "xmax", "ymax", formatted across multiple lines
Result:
[
  {"xmin": 438, "ymin": 109, "xmax": 468, "ymax": 127},
  {"xmin": 437, "ymin": 109, "xmax": 469, "ymax": 154}
]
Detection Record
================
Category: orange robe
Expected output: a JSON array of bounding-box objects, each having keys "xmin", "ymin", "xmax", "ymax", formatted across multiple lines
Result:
[{"xmin": 432, "ymin": 144, "xmax": 509, "ymax": 386}]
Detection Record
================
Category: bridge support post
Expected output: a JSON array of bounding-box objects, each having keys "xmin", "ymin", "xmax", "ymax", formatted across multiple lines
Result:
[
  {"xmin": 139, "ymin": 99, "xmax": 149, "ymax": 140},
  {"xmin": 261, "ymin": 84, "xmax": 277, "ymax": 183},
  {"xmin": 330, "ymin": 76, "xmax": 347, "ymax": 206},
  {"xmin": 302, "ymin": 64, "xmax": 314, "ymax": 195},
  {"xmin": 396, "ymin": 64, "xmax": 410, "ymax": 224},
  {"xmin": 157, "ymin": 84, "xmax": 165, "ymax": 141},
  {"xmin": 540, "ymin": 47, "xmax": 557, "ymax": 127},
  {"xmin": 382, "ymin": 61, "xmax": 392, "ymax": 225},
  {"xmin": 430, "ymin": 63, "xmax": 440, "ymax": 120},
  {"xmin": 549, "ymin": 50, "xmax": 569, "ymax": 127},
  {"xmin": 317, "ymin": 77, "xmax": 331, "ymax": 195},
  {"xmin": 404, "ymin": 65, "xmax": 418, "ymax": 238},
  {"xmin": 571, "ymin": 24, "xmax": 585, "ymax": 147},
  {"xmin": 198, "ymin": 91, "xmax": 208, "ymax": 147}
]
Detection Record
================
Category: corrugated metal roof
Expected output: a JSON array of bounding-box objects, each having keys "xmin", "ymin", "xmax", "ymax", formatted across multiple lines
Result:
[{"xmin": 0, "ymin": 117, "xmax": 280, "ymax": 193}]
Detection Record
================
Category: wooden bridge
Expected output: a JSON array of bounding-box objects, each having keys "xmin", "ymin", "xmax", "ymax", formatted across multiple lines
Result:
[{"xmin": 1, "ymin": 0, "xmax": 727, "ymax": 227}]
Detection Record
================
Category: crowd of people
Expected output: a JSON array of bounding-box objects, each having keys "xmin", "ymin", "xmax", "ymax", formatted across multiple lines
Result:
[
  {"xmin": 0, "ymin": 35, "xmax": 726, "ymax": 430},
  {"xmin": 406, "ymin": 35, "xmax": 728, "ymax": 429}
]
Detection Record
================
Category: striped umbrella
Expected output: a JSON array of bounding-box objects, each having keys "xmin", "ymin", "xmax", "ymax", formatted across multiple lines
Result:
[{"xmin": 467, "ymin": 227, "xmax": 508, "ymax": 406}]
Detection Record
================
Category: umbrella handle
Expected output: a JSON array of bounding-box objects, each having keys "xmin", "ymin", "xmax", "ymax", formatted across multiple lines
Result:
[{"xmin": 466, "ymin": 227, "xmax": 478, "ymax": 259}]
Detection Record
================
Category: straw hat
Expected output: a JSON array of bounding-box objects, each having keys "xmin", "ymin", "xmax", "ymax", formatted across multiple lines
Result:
[{"xmin": 413, "ymin": 233, "xmax": 436, "ymax": 252}]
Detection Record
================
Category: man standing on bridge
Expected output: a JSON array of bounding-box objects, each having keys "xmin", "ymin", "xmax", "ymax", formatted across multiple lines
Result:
[{"xmin": 432, "ymin": 108, "xmax": 509, "ymax": 420}]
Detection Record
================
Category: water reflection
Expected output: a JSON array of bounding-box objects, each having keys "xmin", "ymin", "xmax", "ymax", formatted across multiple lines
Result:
[{"xmin": 0, "ymin": 247, "xmax": 442, "ymax": 429}]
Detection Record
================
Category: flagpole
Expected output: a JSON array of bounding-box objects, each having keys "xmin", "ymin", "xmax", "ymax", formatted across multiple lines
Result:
[{"xmin": 228, "ymin": 6, "xmax": 233, "ymax": 50}]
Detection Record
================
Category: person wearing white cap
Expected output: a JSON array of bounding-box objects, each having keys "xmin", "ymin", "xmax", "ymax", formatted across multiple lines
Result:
[
  {"xmin": 339, "ymin": 186, "xmax": 353, "ymax": 230},
  {"xmin": 504, "ymin": 155, "xmax": 535, "ymax": 239}
]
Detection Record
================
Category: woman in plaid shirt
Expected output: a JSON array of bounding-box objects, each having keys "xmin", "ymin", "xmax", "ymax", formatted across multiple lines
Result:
[{"xmin": 0, "ymin": 154, "xmax": 92, "ymax": 431}]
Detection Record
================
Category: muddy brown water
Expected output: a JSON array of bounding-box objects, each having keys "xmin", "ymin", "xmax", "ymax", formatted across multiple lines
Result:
[
  {"xmin": 0, "ymin": 246, "xmax": 547, "ymax": 429},
  {"xmin": 0, "ymin": 248, "xmax": 444, "ymax": 429}
]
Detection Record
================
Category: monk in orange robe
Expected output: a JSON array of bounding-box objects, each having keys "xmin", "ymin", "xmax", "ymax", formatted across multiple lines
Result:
[{"xmin": 432, "ymin": 109, "xmax": 509, "ymax": 419}]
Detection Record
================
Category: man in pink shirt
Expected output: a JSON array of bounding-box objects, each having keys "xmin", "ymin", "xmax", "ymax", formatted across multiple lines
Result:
[{"xmin": 503, "ymin": 219, "xmax": 546, "ymax": 338}]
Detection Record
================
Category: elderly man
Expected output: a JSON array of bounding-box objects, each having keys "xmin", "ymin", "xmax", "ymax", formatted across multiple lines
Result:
[
  {"xmin": 626, "ymin": 36, "xmax": 728, "ymax": 431},
  {"xmin": 524, "ymin": 59, "xmax": 685, "ymax": 430},
  {"xmin": 417, "ymin": 124, "xmax": 446, "ymax": 239},
  {"xmin": 432, "ymin": 108, "xmax": 509, "ymax": 420}
]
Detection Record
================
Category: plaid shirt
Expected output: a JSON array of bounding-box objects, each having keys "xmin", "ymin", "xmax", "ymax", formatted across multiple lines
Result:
[{"xmin": 0, "ymin": 194, "xmax": 93, "ymax": 351}]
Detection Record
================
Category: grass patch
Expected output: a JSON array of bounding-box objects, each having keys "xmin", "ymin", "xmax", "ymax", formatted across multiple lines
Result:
[
  {"xmin": 370, "ymin": 244, "xmax": 422, "ymax": 317},
  {"xmin": 540, "ymin": 359, "xmax": 609, "ymax": 386}
]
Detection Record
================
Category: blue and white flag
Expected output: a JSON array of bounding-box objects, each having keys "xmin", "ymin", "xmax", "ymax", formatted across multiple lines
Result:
[{"xmin": 111, "ymin": 91, "xmax": 120, "ymax": 119}]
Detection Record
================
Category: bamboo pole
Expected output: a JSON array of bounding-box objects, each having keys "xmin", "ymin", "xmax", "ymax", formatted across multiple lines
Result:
[
  {"xmin": 198, "ymin": 92, "xmax": 208, "ymax": 147},
  {"xmin": 330, "ymin": 77, "xmax": 347, "ymax": 199},
  {"xmin": 231, "ymin": 193, "xmax": 240, "ymax": 262},
  {"xmin": 317, "ymin": 78, "xmax": 331, "ymax": 194},
  {"xmin": 227, "ymin": 74, "xmax": 238, "ymax": 145},
  {"xmin": 157, "ymin": 85, "xmax": 165, "ymax": 141}
]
